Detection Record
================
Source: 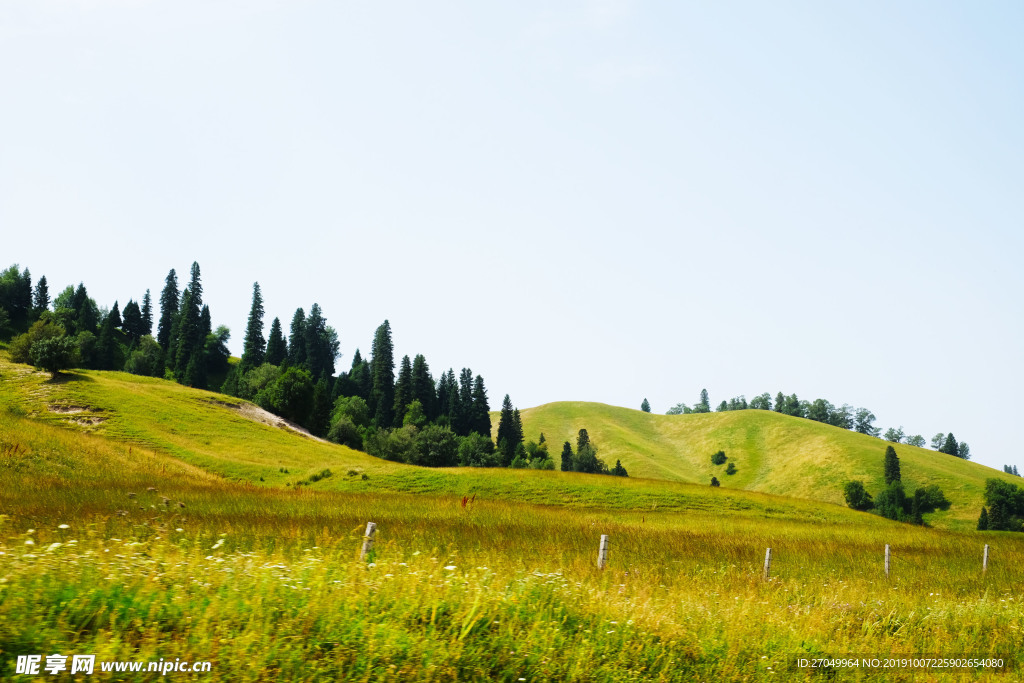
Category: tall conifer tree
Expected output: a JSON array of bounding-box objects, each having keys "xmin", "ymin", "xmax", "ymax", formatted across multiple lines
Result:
[
  {"xmin": 496, "ymin": 394, "xmax": 516, "ymax": 464},
  {"xmin": 157, "ymin": 269, "xmax": 179, "ymax": 351},
  {"xmin": 884, "ymin": 445, "xmax": 901, "ymax": 484},
  {"xmin": 411, "ymin": 354, "xmax": 435, "ymax": 420},
  {"xmin": 240, "ymin": 282, "xmax": 266, "ymax": 372},
  {"xmin": 266, "ymin": 317, "xmax": 287, "ymax": 365},
  {"xmin": 370, "ymin": 320, "xmax": 395, "ymax": 428},
  {"xmin": 33, "ymin": 275, "xmax": 50, "ymax": 313},
  {"xmin": 393, "ymin": 355, "xmax": 413, "ymax": 426},
  {"xmin": 471, "ymin": 375, "xmax": 491, "ymax": 437},
  {"xmin": 141, "ymin": 289, "xmax": 153, "ymax": 336},
  {"xmin": 288, "ymin": 308, "xmax": 307, "ymax": 368}
]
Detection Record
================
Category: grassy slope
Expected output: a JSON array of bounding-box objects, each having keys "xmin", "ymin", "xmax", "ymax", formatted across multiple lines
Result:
[
  {"xmin": 511, "ymin": 401, "xmax": 1019, "ymax": 530},
  {"xmin": 0, "ymin": 359, "xmax": 867, "ymax": 525}
]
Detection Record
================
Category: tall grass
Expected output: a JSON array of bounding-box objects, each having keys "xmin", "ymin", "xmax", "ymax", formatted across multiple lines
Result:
[{"xmin": 3, "ymin": 409, "xmax": 1024, "ymax": 681}]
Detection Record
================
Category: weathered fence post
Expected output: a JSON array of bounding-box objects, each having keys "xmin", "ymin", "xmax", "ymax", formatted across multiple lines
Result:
[
  {"xmin": 763, "ymin": 548, "xmax": 772, "ymax": 580},
  {"xmin": 360, "ymin": 522, "xmax": 377, "ymax": 560},
  {"xmin": 597, "ymin": 535, "xmax": 609, "ymax": 570},
  {"xmin": 885, "ymin": 544, "xmax": 891, "ymax": 578},
  {"xmin": 983, "ymin": 544, "xmax": 990, "ymax": 573}
]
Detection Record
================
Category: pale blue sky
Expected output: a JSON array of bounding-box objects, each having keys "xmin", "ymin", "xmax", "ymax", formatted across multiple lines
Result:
[{"xmin": 2, "ymin": 1, "xmax": 1022, "ymax": 472}]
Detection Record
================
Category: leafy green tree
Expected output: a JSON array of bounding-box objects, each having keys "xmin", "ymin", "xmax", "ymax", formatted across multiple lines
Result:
[
  {"xmin": 30, "ymin": 336, "xmax": 79, "ymax": 377},
  {"xmin": 989, "ymin": 501, "xmax": 1007, "ymax": 532},
  {"xmin": 829, "ymin": 404, "xmax": 854, "ymax": 429},
  {"xmin": 0, "ymin": 265, "xmax": 33, "ymax": 333},
  {"xmin": 884, "ymin": 445, "xmax": 901, "ymax": 485},
  {"xmin": 560, "ymin": 441, "xmax": 573, "ymax": 472},
  {"xmin": 327, "ymin": 416, "xmax": 363, "ymax": 450},
  {"xmin": 240, "ymin": 282, "xmax": 266, "ymax": 372},
  {"xmin": 0, "ymin": 307, "xmax": 12, "ymax": 341},
  {"xmin": 749, "ymin": 393, "xmax": 772, "ymax": 410},
  {"xmin": 977, "ymin": 507, "xmax": 989, "ymax": 531},
  {"xmin": 914, "ymin": 485, "xmax": 950, "ymax": 513},
  {"xmin": 393, "ymin": 355, "xmax": 413, "ymax": 426},
  {"xmin": 843, "ymin": 481, "xmax": 874, "ymax": 511},
  {"xmin": 458, "ymin": 432, "xmax": 499, "ymax": 467},
  {"xmin": 369, "ymin": 320, "xmax": 395, "ymax": 428},
  {"xmin": 641, "ymin": 398, "xmax": 651, "ymax": 413},
  {"xmin": 710, "ymin": 477, "xmax": 720, "ymax": 487},
  {"xmin": 412, "ymin": 424, "xmax": 459, "ymax": 467},
  {"xmin": 958, "ymin": 442, "xmax": 971, "ymax": 461},
  {"xmin": 883, "ymin": 426, "xmax": 905, "ymax": 443},
  {"xmin": 906, "ymin": 435, "xmax": 926, "ymax": 448},
  {"xmin": 402, "ymin": 398, "xmax": 427, "ymax": 428},
  {"xmin": 716, "ymin": 400, "xmax": 728, "ymax": 412},
  {"xmin": 258, "ymin": 367, "xmax": 315, "ymax": 424},
  {"xmin": 332, "ymin": 395, "xmax": 371, "ymax": 429},
  {"xmin": 266, "ymin": 317, "xmax": 287, "ymax": 366},
  {"xmin": 875, "ymin": 482, "xmax": 909, "ymax": 521},
  {"xmin": 931, "ymin": 433, "xmax": 946, "ymax": 450},
  {"xmin": 157, "ymin": 269, "xmax": 179, "ymax": 351},
  {"xmin": 711, "ymin": 450, "xmax": 727, "ymax": 466},
  {"xmin": 471, "ymin": 375, "xmax": 491, "ymax": 437},
  {"xmin": 725, "ymin": 462, "xmax": 737, "ymax": 475},
  {"xmin": 123, "ymin": 336, "xmax": 163, "ymax": 377},
  {"xmin": 8, "ymin": 319, "xmax": 64, "ymax": 364},
  {"xmin": 854, "ymin": 408, "xmax": 880, "ymax": 436}
]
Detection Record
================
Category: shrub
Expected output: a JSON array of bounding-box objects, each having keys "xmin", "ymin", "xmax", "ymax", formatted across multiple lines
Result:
[
  {"xmin": 843, "ymin": 481, "xmax": 874, "ymax": 511},
  {"xmin": 711, "ymin": 450, "xmax": 727, "ymax": 466}
]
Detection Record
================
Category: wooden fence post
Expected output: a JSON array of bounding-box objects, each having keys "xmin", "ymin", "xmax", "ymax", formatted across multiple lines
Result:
[
  {"xmin": 360, "ymin": 522, "xmax": 377, "ymax": 560},
  {"xmin": 597, "ymin": 535, "xmax": 609, "ymax": 570},
  {"xmin": 763, "ymin": 548, "xmax": 772, "ymax": 580},
  {"xmin": 885, "ymin": 544, "xmax": 890, "ymax": 578},
  {"xmin": 983, "ymin": 544, "xmax": 990, "ymax": 573}
]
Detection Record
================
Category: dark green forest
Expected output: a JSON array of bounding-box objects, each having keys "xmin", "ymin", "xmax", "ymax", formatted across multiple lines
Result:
[{"xmin": 0, "ymin": 263, "xmax": 624, "ymax": 476}]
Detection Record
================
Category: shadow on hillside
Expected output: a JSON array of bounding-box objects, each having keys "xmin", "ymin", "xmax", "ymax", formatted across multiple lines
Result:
[{"xmin": 46, "ymin": 372, "xmax": 94, "ymax": 384}]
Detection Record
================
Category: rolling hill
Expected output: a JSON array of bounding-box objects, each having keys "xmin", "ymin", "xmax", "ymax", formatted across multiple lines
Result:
[{"xmin": 514, "ymin": 401, "xmax": 1016, "ymax": 530}]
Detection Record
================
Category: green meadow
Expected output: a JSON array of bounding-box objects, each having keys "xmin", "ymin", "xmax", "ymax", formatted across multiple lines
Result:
[{"xmin": 3, "ymin": 358, "xmax": 1024, "ymax": 681}]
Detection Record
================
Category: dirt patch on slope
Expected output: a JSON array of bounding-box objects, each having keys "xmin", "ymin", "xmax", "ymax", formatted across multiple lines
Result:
[{"xmin": 230, "ymin": 402, "xmax": 330, "ymax": 444}]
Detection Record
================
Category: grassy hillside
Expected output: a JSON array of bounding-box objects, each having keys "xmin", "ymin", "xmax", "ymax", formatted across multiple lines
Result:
[
  {"xmin": 4, "ymin": 359, "xmax": 1024, "ymax": 679},
  {"xmin": 512, "ymin": 401, "xmax": 1018, "ymax": 530}
]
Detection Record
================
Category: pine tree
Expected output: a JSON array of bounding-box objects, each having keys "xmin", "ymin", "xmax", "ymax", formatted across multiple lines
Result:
[
  {"xmin": 496, "ymin": 395, "xmax": 516, "ymax": 465},
  {"xmin": 641, "ymin": 398, "xmax": 651, "ymax": 413},
  {"xmin": 288, "ymin": 308, "xmax": 307, "ymax": 368},
  {"xmin": 369, "ymin": 320, "xmax": 395, "ymax": 428},
  {"xmin": 471, "ymin": 375, "xmax": 491, "ymax": 437},
  {"xmin": 774, "ymin": 392, "xmax": 786, "ymax": 413},
  {"xmin": 309, "ymin": 378, "xmax": 332, "ymax": 437},
  {"xmin": 612, "ymin": 459, "xmax": 628, "ymax": 477},
  {"xmin": 240, "ymin": 282, "xmax": 266, "ymax": 372},
  {"xmin": 411, "ymin": 354, "xmax": 435, "ymax": 421},
  {"xmin": 266, "ymin": 317, "xmax": 287, "ymax": 365},
  {"xmin": 141, "ymin": 289, "xmax": 153, "ymax": 336},
  {"xmin": 157, "ymin": 269, "xmax": 179, "ymax": 351},
  {"xmin": 33, "ymin": 275, "xmax": 49, "ymax": 313},
  {"xmin": 560, "ymin": 441, "xmax": 574, "ymax": 472},
  {"xmin": 393, "ymin": 355, "xmax": 413, "ymax": 426},
  {"xmin": 978, "ymin": 507, "xmax": 990, "ymax": 531},
  {"xmin": 989, "ymin": 501, "xmax": 1006, "ymax": 531},
  {"xmin": 577, "ymin": 428, "xmax": 591, "ymax": 453},
  {"xmin": 109, "ymin": 301, "xmax": 122, "ymax": 329},
  {"xmin": 939, "ymin": 432, "xmax": 960, "ymax": 458},
  {"xmin": 304, "ymin": 303, "xmax": 338, "ymax": 381},
  {"xmin": 173, "ymin": 262, "xmax": 205, "ymax": 385},
  {"xmin": 96, "ymin": 312, "xmax": 118, "ymax": 370},
  {"xmin": 456, "ymin": 368, "xmax": 474, "ymax": 436},
  {"xmin": 884, "ymin": 445, "xmax": 901, "ymax": 485},
  {"xmin": 513, "ymin": 409, "xmax": 524, "ymax": 448},
  {"xmin": 121, "ymin": 299, "xmax": 143, "ymax": 341}
]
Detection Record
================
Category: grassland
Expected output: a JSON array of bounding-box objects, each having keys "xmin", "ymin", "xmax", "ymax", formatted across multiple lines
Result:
[
  {"xmin": 516, "ymin": 401, "xmax": 1020, "ymax": 530},
  {"xmin": 3, "ymin": 359, "xmax": 1024, "ymax": 680}
]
